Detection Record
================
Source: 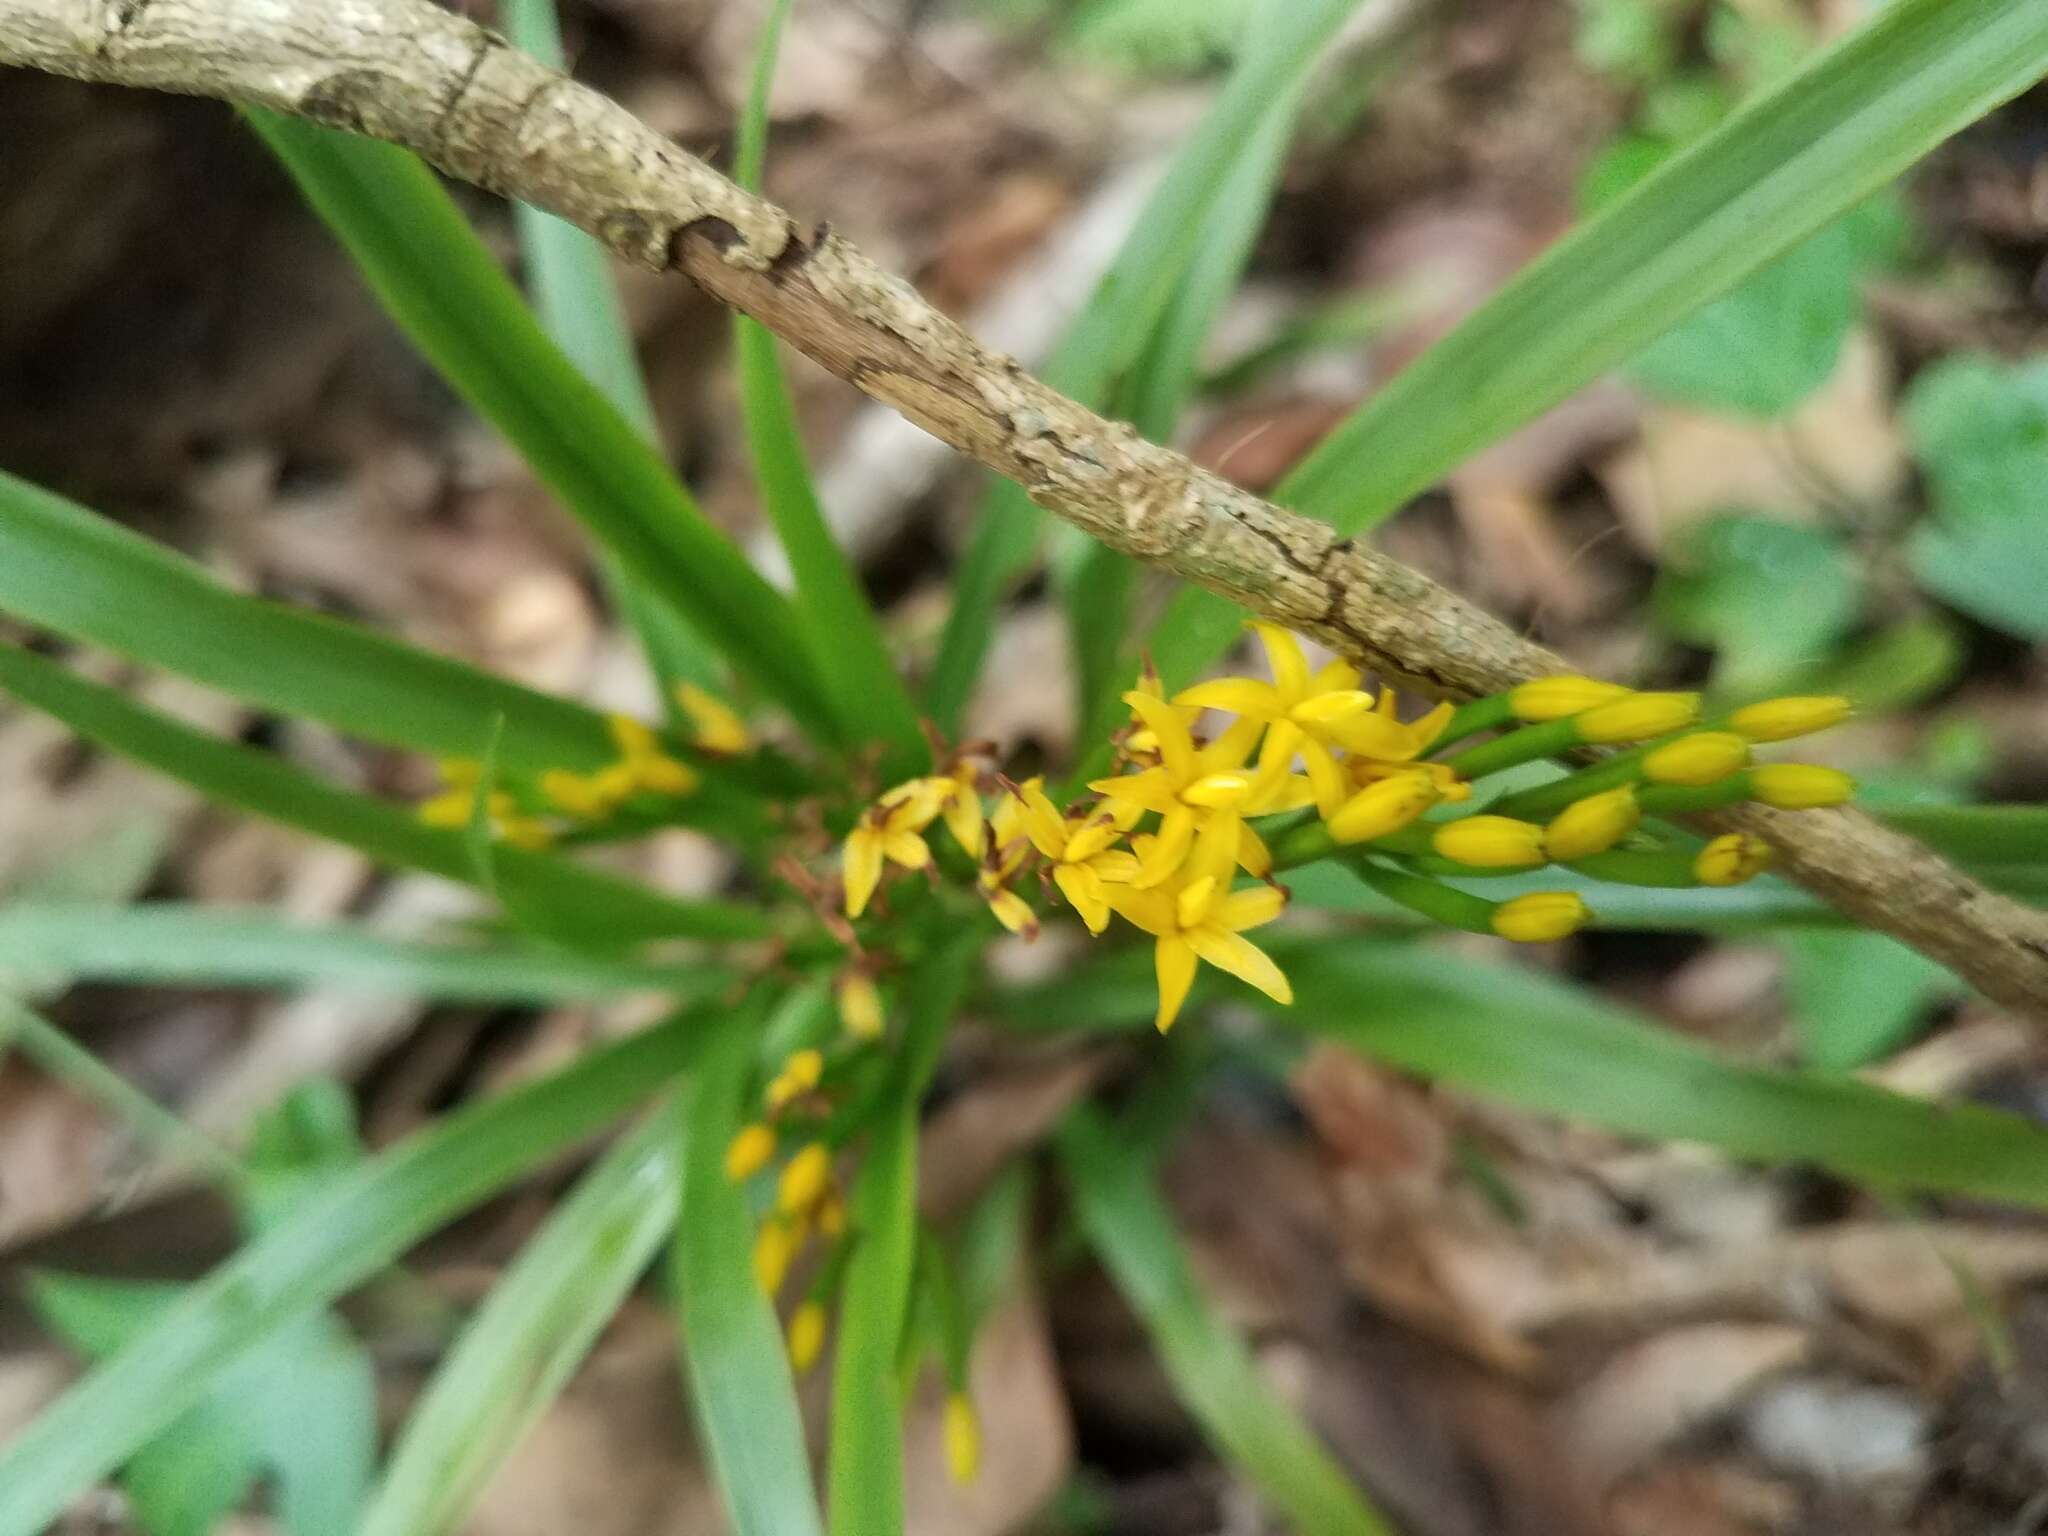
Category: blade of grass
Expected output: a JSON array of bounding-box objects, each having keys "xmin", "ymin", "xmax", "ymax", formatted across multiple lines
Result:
[
  {"xmin": 359, "ymin": 1109, "xmax": 681, "ymax": 1536},
  {"xmin": 0, "ymin": 905, "xmax": 739, "ymax": 1002},
  {"xmin": 0, "ymin": 1004, "xmax": 717, "ymax": 1536},
  {"xmin": 244, "ymin": 110, "xmax": 840, "ymax": 740},
  {"xmin": 1058, "ymin": 1104, "xmax": 1393, "ymax": 1536},
  {"xmin": 922, "ymin": 0, "xmax": 1376, "ymax": 733},
  {"xmin": 0, "ymin": 644, "xmax": 773, "ymax": 945},
  {"xmin": 1139, "ymin": 0, "xmax": 2048, "ymax": 683},
  {"xmin": 1277, "ymin": 942, "xmax": 2048, "ymax": 1209},
  {"xmin": 0, "ymin": 998, "xmax": 246, "ymax": 1190},
  {"xmin": 1060, "ymin": 71, "xmax": 1310, "ymax": 753},
  {"xmin": 672, "ymin": 1008, "xmax": 826, "ymax": 1536},
  {"xmin": 498, "ymin": 0, "xmax": 723, "ymax": 699},
  {"xmin": 732, "ymin": 0, "xmax": 925, "ymax": 770},
  {"xmin": 827, "ymin": 937, "xmax": 977, "ymax": 1536}
]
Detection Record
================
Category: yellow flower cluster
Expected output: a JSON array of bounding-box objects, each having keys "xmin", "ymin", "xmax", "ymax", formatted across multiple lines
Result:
[
  {"xmin": 415, "ymin": 684, "xmax": 751, "ymax": 842},
  {"xmin": 833, "ymin": 629, "xmax": 1856, "ymax": 1037}
]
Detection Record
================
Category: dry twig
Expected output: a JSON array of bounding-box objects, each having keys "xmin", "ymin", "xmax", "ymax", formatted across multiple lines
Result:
[{"xmin": 3, "ymin": 0, "xmax": 2046, "ymax": 1015}]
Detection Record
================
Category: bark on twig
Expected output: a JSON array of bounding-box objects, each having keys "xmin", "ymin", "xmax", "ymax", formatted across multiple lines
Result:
[{"xmin": 4, "ymin": 0, "xmax": 2047, "ymax": 1017}]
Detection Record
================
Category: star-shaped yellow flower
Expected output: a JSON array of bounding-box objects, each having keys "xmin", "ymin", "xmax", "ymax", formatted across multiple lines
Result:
[
  {"xmin": 1103, "ymin": 817, "xmax": 1292, "ymax": 1033},
  {"xmin": 841, "ymin": 777, "xmax": 950, "ymax": 917},
  {"xmin": 1090, "ymin": 690, "xmax": 1266, "ymax": 889},
  {"xmin": 1014, "ymin": 780, "xmax": 1140, "ymax": 933}
]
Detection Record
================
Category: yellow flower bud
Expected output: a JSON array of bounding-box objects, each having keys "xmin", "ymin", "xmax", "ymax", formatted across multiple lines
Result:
[
  {"xmin": 777, "ymin": 1141, "xmax": 833, "ymax": 1215},
  {"xmin": 724, "ymin": 1123, "xmax": 777, "ymax": 1182},
  {"xmin": 1432, "ymin": 815, "xmax": 1548, "ymax": 869},
  {"xmin": 1327, "ymin": 771, "xmax": 1438, "ymax": 845},
  {"xmin": 591, "ymin": 761, "xmax": 639, "ymax": 805},
  {"xmin": 1750, "ymin": 763, "xmax": 1855, "ymax": 809},
  {"xmin": 1693, "ymin": 833, "xmax": 1773, "ymax": 886},
  {"xmin": 674, "ymin": 682, "xmax": 752, "ymax": 755},
  {"xmin": 944, "ymin": 1391, "xmax": 981, "ymax": 1485},
  {"xmin": 1573, "ymin": 692, "xmax": 1701, "ymax": 744},
  {"xmin": 1543, "ymin": 786, "xmax": 1640, "ymax": 861},
  {"xmin": 787, "ymin": 1301, "xmax": 829, "ymax": 1374},
  {"xmin": 1729, "ymin": 695, "xmax": 1852, "ymax": 743},
  {"xmin": 764, "ymin": 1048, "xmax": 825, "ymax": 1113},
  {"xmin": 632, "ymin": 753, "xmax": 700, "ymax": 797},
  {"xmin": 1509, "ymin": 676, "xmax": 1633, "ymax": 721},
  {"xmin": 1491, "ymin": 892, "xmax": 1591, "ymax": 943},
  {"xmin": 540, "ymin": 768, "xmax": 612, "ymax": 819},
  {"xmin": 1642, "ymin": 731, "xmax": 1750, "ymax": 787},
  {"xmin": 606, "ymin": 712, "xmax": 661, "ymax": 760},
  {"xmin": 416, "ymin": 789, "xmax": 476, "ymax": 829},
  {"xmin": 753, "ymin": 1219, "xmax": 796, "ymax": 1295},
  {"xmin": 837, "ymin": 973, "xmax": 885, "ymax": 1041}
]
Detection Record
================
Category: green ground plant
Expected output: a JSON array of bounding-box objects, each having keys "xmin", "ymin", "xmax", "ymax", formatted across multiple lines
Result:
[{"xmin": 1, "ymin": 0, "xmax": 2047, "ymax": 1532}]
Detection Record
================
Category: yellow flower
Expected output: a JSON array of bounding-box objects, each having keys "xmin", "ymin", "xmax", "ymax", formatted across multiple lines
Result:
[
  {"xmin": 1643, "ymin": 731, "xmax": 1750, "ymax": 787},
  {"xmin": 841, "ymin": 777, "xmax": 952, "ymax": 917},
  {"xmin": 764, "ymin": 1049, "xmax": 824, "ymax": 1113},
  {"xmin": 540, "ymin": 768, "xmax": 617, "ymax": 820},
  {"xmin": 944, "ymin": 1392, "xmax": 981, "ymax": 1485},
  {"xmin": 1729, "ymin": 696, "xmax": 1851, "ymax": 743},
  {"xmin": 632, "ymin": 753, "xmax": 700, "ymax": 797},
  {"xmin": 1103, "ymin": 818, "xmax": 1291, "ymax": 1033},
  {"xmin": 1544, "ymin": 786, "xmax": 1640, "ymax": 861},
  {"xmin": 1091, "ymin": 690, "xmax": 1265, "ymax": 889},
  {"xmin": 1491, "ymin": 892, "xmax": 1591, "ymax": 943},
  {"xmin": 497, "ymin": 816, "xmax": 556, "ymax": 851},
  {"xmin": 607, "ymin": 713, "xmax": 661, "ymax": 760},
  {"xmin": 416, "ymin": 789, "xmax": 478, "ymax": 829},
  {"xmin": 1574, "ymin": 692, "xmax": 1701, "ymax": 744},
  {"xmin": 1750, "ymin": 764, "xmax": 1855, "ymax": 809},
  {"xmin": 778, "ymin": 1141, "xmax": 833, "ymax": 1215},
  {"xmin": 1694, "ymin": 833, "xmax": 1773, "ymax": 886},
  {"xmin": 837, "ymin": 971, "xmax": 886, "ymax": 1040},
  {"xmin": 436, "ymin": 757, "xmax": 483, "ymax": 789},
  {"xmin": 1326, "ymin": 769, "xmax": 1439, "ymax": 845},
  {"xmin": 1013, "ymin": 781, "xmax": 1140, "ymax": 933},
  {"xmin": 754, "ymin": 1218, "xmax": 798, "ymax": 1294},
  {"xmin": 1433, "ymin": 815, "xmax": 1548, "ymax": 869},
  {"xmin": 1509, "ymin": 676, "xmax": 1633, "ymax": 721},
  {"xmin": 674, "ymin": 682, "xmax": 752, "ymax": 755},
  {"xmin": 725, "ymin": 1122, "xmax": 777, "ymax": 1181},
  {"xmin": 787, "ymin": 1301, "xmax": 829, "ymax": 1374},
  {"xmin": 607, "ymin": 711, "xmax": 699, "ymax": 797}
]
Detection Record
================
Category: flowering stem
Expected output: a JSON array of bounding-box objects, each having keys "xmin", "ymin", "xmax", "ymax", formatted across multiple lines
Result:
[
  {"xmin": 1638, "ymin": 776, "xmax": 1753, "ymax": 816},
  {"xmin": 1566, "ymin": 849, "xmax": 1711, "ymax": 887},
  {"xmin": 1437, "ymin": 717, "xmax": 1579, "ymax": 780},
  {"xmin": 1345, "ymin": 857, "xmax": 1499, "ymax": 934},
  {"xmin": 1488, "ymin": 748, "xmax": 1654, "ymax": 821},
  {"xmin": 1425, "ymin": 693, "xmax": 1514, "ymax": 754}
]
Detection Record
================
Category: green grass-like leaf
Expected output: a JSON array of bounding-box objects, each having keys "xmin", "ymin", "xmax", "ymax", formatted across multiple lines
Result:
[
  {"xmin": 1277, "ymin": 942, "xmax": 2048, "ymax": 1208},
  {"xmin": 1140, "ymin": 0, "xmax": 2048, "ymax": 684},
  {"xmin": 672, "ymin": 1010, "xmax": 827, "ymax": 1536},
  {"xmin": 360, "ymin": 1111, "xmax": 682, "ymax": 1536},
  {"xmin": 1058, "ymin": 1104, "xmax": 1393, "ymax": 1535},
  {"xmin": 733, "ymin": 0, "xmax": 926, "ymax": 770},
  {"xmin": 244, "ymin": 110, "xmax": 840, "ymax": 740},
  {"xmin": 0, "ymin": 1006, "xmax": 717, "ymax": 1536},
  {"xmin": 923, "ymin": 0, "xmax": 1374, "ymax": 732},
  {"xmin": 0, "ymin": 905, "xmax": 737, "ymax": 1001},
  {"xmin": 828, "ymin": 938, "xmax": 978, "ymax": 1536},
  {"xmin": 0, "ymin": 643, "xmax": 772, "ymax": 945}
]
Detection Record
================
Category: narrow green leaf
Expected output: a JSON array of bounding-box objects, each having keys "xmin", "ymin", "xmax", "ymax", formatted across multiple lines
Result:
[
  {"xmin": 244, "ymin": 110, "xmax": 840, "ymax": 739},
  {"xmin": 1279, "ymin": 943, "xmax": 2048, "ymax": 1209},
  {"xmin": 923, "ymin": 0, "xmax": 1373, "ymax": 731},
  {"xmin": 0, "ymin": 1007, "xmax": 715, "ymax": 1536},
  {"xmin": 0, "ymin": 905, "xmax": 738, "ymax": 1002},
  {"xmin": 673, "ymin": 1010, "xmax": 826, "ymax": 1536},
  {"xmin": 1280, "ymin": 0, "xmax": 2048, "ymax": 530},
  {"xmin": 828, "ymin": 938, "xmax": 977, "ymax": 1536},
  {"xmin": 361, "ymin": 1112, "xmax": 681, "ymax": 1536},
  {"xmin": 0, "ymin": 644, "xmax": 773, "ymax": 945},
  {"xmin": 498, "ymin": 0, "xmax": 723, "ymax": 696},
  {"xmin": 1058, "ymin": 1104, "xmax": 1392, "ymax": 1535},
  {"xmin": 1140, "ymin": 0, "xmax": 2048, "ymax": 682},
  {"xmin": 732, "ymin": 0, "xmax": 925, "ymax": 768}
]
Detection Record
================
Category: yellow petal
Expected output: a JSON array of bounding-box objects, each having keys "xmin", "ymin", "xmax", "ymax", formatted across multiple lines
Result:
[
  {"xmin": 1302, "ymin": 738, "xmax": 1351, "ymax": 822},
  {"xmin": 1323, "ymin": 710, "xmax": 1420, "ymax": 760},
  {"xmin": 1290, "ymin": 689, "xmax": 1374, "ymax": 728},
  {"xmin": 1155, "ymin": 934, "xmax": 1198, "ymax": 1033},
  {"xmin": 632, "ymin": 754, "xmax": 700, "ymax": 797},
  {"xmin": 942, "ymin": 789, "xmax": 986, "ymax": 860},
  {"xmin": 944, "ymin": 1392, "xmax": 981, "ymax": 1485},
  {"xmin": 1053, "ymin": 862, "xmax": 1111, "ymax": 934},
  {"xmin": 1088, "ymin": 849, "xmax": 1142, "ymax": 884},
  {"xmin": 1187, "ymin": 925, "xmax": 1293, "ymax": 1005},
  {"xmin": 1018, "ymin": 783, "xmax": 1071, "ymax": 857},
  {"xmin": 674, "ymin": 682, "xmax": 752, "ymax": 754},
  {"xmin": 1124, "ymin": 690, "xmax": 1198, "ymax": 783},
  {"xmin": 1133, "ymin": 805, "xmax": 1197, "ymax": 889},
  {"xmin": 777, "ymin": 1141, "xmax": 833, "ymax": 1215},
  {"xmin": 724, "ymin": 1123, "xmax": 776, "ymax": 1181},
  {"xmin": 986, "ymin": 887, "xmax": 1041, "ymax": 937},
  {"xmin": 882, "ymin": 829, "xmax": 932, "ymax": 869},
  {"xmin": 1750, "ymin": 764, "xmax": 1855, "ymax": 809},
  {"xmin": 1543, "ymin": 786, "xmax": 1641, "ymax": 862},
  {"xmin": 1089, "ymin": 769, "xmax": 1179, "ymax": 815},
  {"xmin": 1309, "ymin": 659, "xmax": 1363, "ymax": 693},
  {"xmin": 1199, "ymin": 713, "xmax": 1268, "ymax": 773},
  {"xmin": 1104, "ymin": 883, "xmax": 1176, "ymax": 937},
  {"xmin": 1251, "ymin": 623, "xmax": 1309, "ymax": 701},
  {"xmin": 1236, "ymin": 820, "xmax": 1272, "ymax": 878},
  {"xmin": 1433, "ymin": 815, "xmax": 1549, "ymax": 869},
  {"xmin": 837, "ymin": 972, "xmax": 885, "ymax": 1039},
  {"xmin": 1221, "ymin": 885, "xmax": 1287, "ymax": 931},
  {"xmin": 416, "ymin": 789, "xmax": 476, "ymax": 829},
  {"xmin": 843, "ymin": 829, "xmax": 885, "ymax": 917},
  {"xmin": 1063, "ymin": 817, "xmax": 1120, "ymax": 862},
  {"xmin": 786, "ymin": 1302, "xmax": 828, "ymax": 1375},
  {"xmin": 607, "ymin": 712, "xmax": 660, "ymax": 760},
  {"xmin": 1181, "ymin": 771, "xmax": 1252, "ymax": 810},
  {"xmin": 1187, "ymin": 808, "xmax": 1241, "ymax": 887},
  {"xmin": 1176, "ymin": 875, "xmax": 1219, "ymax": 929},
  {"xmin": 1174, "ymin": 677, "xmax": 1280, "ymax": 717},
  {"xmin": 1729, "ymin": 696, "xmax": 1852, "ymax": 743},
  {"xmin": 1408, "ymin": 700, "xmax": 1457, "ymax": 753}
]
